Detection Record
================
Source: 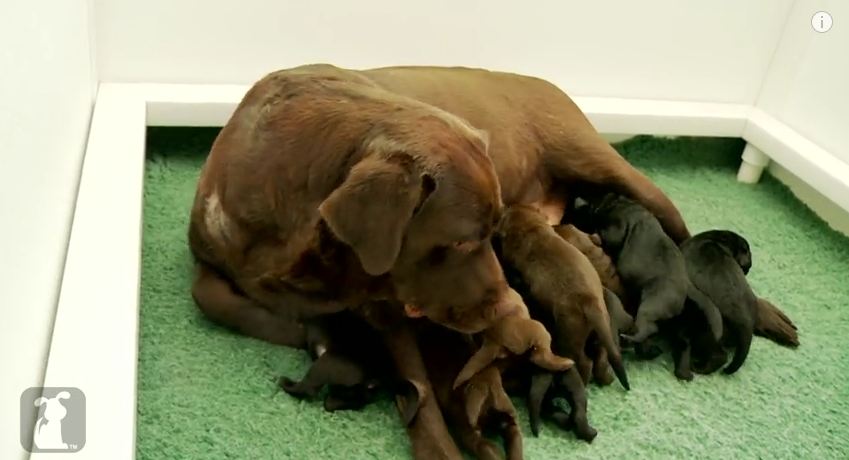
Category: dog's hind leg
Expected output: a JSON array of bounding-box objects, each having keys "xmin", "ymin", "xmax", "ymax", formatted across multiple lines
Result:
[{"xmin": 192, "ymin": 263, "xmax": 306, "ymax": 348}]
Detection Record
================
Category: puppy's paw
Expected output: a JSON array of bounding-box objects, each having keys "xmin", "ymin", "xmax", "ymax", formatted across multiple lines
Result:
[
  {"xmin": 674, "ymin": 368, "xmax": 694, "ymax": 382},
  {"xmin": 278, "ymin": 376, "xmax": 312, "ymax": 398},
  {"xmin": 278, "ymin": 376, "xmax": 297, "ymax": 391},
  {"xmin": 575, "ymin": 424, "xmax": 598, "ymax": 443}
]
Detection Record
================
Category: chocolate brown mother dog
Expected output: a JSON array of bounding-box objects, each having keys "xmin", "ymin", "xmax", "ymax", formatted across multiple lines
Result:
[{"xmin": 189, "ymin": 63, "xmax": 691, "ymax": 341}]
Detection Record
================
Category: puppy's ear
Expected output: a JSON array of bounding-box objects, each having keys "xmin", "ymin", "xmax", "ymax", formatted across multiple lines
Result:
[
  {"xmin": 320, "ymin": 156, "xmax": 431, "ymax": 275},
  {"xmin": 34, "ymin": 397, "xmax": 48, "ymax": 407}
]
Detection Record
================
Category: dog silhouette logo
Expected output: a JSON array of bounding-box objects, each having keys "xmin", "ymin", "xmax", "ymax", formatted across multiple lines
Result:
[{"xmin": 20, "ymin": 387, "xmax": 85, "ymax": 453}]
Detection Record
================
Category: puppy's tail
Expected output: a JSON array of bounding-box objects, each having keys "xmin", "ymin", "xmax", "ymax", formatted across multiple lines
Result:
[
  {"xmin": 723, "ymin": 324, "xmax": 753, "ymax": 375},
  {"xmin": 687, "ymin": 282, "xmax": 724, "ymax": 341},
  {"xmin": 587, "ymin": 295, "xmax": 630, "ymax": 391}
]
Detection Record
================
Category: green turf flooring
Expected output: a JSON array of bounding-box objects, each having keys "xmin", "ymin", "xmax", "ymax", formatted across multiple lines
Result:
[{"xmin": 140, "ymin": 129, "xmax": 849, "ymax": 459}]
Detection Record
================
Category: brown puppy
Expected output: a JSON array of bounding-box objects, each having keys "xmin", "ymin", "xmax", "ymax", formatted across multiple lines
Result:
[
  {"xmin": 553, "ymin": 224, "xmax": 627, "ymax": 305},
  {"xmin": 553, "ymin": 224, "xmax": 635, "ymax": 347},
  {"xmin": 453, "ymin": 289, "xmax": 574, "ymax": 390},
  {"xmin": 418, "ymin": 322, "xmax": 524, "ymax": 460},
  {"xmin": 496, "ymin": 206, "xmax": 629, "ymax": 390}
]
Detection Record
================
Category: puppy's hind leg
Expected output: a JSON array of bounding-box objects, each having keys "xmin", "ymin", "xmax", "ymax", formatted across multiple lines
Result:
[
  {"xmin": 687, "ymin": 282, "xmax": 724, "ymax": 341},
  {"xmin": 527, "ymin": 373, "xmax": 553, "ymax": 436},
  {"xmin": 622, "ymin": 289, "xmax": 681, "ymax": 344},
  {"xmin": 591, "ymin": 347, "xmax": 614, "ymax": 386},
  {"xmin": 670, "ymin": 335, "xmax": 694, "ymax": 381},
  {"xmin": 557, "ymin": 367, "xmax": 597, "ymax": 443}
]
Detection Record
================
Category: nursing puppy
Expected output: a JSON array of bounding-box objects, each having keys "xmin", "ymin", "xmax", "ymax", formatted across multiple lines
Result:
[
  {"xmin": 569, "ymin": 194, "xmax": 724, "ymax": 347},
  {"xmin": 453, "ymin": 288, "xmax": 574, "ymax": 390},
  {"xmin": 417, "ymin": 322, "xmax": 524, "ymax": 460},
  {"xmin": 496, "ymin": 206, "xmax": 629, "ymax": 390},
  {"xmin": 553, "ymin": 224, "xmax": 627, "ymax": 304},
  {"xmin": 552, "ymin": 224, "xmax": 634, "ymax": 342},
  {"xmin": 681, "ymin": 230, "xmax": 757, "ymax": 374},
  {"xmin": 278, "ymin": 310, "xmax": 397, "ymax": 413}
]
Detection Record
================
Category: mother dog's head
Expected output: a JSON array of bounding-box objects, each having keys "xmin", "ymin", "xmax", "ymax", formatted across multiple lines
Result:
[{"xmin": 318, "ymin": 115, "xmax": 515, "ymax": 333}]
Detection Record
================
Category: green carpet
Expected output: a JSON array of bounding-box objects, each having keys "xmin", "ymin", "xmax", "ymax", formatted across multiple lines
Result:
[{"xmin": 140, "ymin": 129, "xmax": 849, "ymax": 459}]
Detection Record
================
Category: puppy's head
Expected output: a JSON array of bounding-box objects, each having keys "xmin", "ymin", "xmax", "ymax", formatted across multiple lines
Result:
[
  {"xmin": 319, "ymin": 114, "xmax": 512, "ymax": 334},
  {"xmin": 567, "ymin": 192, "xmax": 624, "ymax": 232},
  {"xmin": 568, "ymin": 193, "xmax": 640, "ymax": 250},
  {"xmin": 700, "ymin": 230, "xmax": 752, "ymax": 274}
]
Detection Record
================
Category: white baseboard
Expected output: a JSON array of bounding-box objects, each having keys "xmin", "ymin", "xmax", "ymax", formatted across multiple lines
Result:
[
  {"xmin": 42, "ymin": 83, "xmax": 849, "ymax": 459},
  {"xmin": 768, "ymin": 162, "xmax": 849, "ymax": 237}
]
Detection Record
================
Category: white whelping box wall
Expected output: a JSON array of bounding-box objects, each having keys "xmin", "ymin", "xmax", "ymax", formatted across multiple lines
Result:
[
  {"xmin": 0, "ymin": 1, "xmax": 96, "ymax": 460},
  {"xmin": 94, "ymin": 0, "xmax": 793, "ymax": 104}
]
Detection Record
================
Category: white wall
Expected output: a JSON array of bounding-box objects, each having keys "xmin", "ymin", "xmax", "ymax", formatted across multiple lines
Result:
[
  {"xmin": 755, "ymin": 0, "xmax": 849, "ymax": 235},
  {"xmin": 757, "ymin": 0, "xmax": 848, "ymax": 163},
  {"xmin": 0, "ymin": 0, "xmax": 96, "ymax": 458},
  {"xmin": 95, "ymin": 0, "xmax": 792, "ymax": 104}
]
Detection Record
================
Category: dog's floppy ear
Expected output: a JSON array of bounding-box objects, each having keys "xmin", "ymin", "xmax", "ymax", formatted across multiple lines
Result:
[
  {"xmin": 56, "ymin": 391, "xmax": 70, "ymax": 400},
  {"xmin": 34, "ymin": 397, "xmax": 48, "ymax": 407},
  {"xmin": 319, "ymin": 156, "xmax": 430, "ymax": 275}
]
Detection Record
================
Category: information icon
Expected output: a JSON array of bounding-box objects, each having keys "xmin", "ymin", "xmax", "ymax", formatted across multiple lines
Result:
[{"xmin": 812, "ymin": 11, "xmax": 833, "ymax": 33}]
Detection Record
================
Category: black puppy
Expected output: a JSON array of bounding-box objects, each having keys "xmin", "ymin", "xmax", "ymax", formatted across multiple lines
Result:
[
  {"xmin": 569, "ymin": 193, "xmax": 723, "ymax": 346},
  {"xmin": 681, "ymin": 230, "xmax": 757, "ymax": 374},
  {"xmin": 278, "ymin": 310, "xmax": 398, "ymax": 413}
]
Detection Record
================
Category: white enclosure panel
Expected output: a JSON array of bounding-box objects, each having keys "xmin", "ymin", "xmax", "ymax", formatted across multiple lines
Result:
[
  {"xmin": 95, "ymin": 0, "xmax": 792, "ymax": 103},
  {"xmin": 757, "ymin": 0, "xmax": 849, "ymax": 164},
  {"xmin": 0, "ymin": 1, "xmax": 95, "ymax": 459}
]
